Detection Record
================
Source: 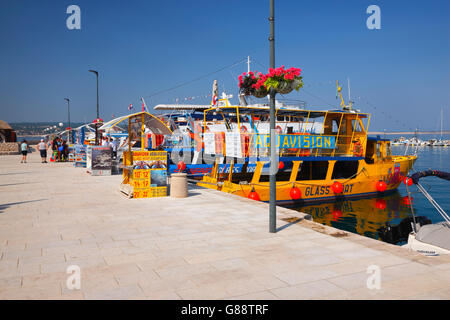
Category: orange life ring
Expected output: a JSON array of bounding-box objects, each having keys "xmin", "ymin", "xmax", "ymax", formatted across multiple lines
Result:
[
  {"xmin": 353, "ymin": 140, "xmax": 363, "ymax": 157},
  {"xmin": 240, "ymin": 125, "xmax": 248, "ymax": 133},
  {"xmin": 275, "ymin": 125, "xmax": 282, "ymax": 134}
]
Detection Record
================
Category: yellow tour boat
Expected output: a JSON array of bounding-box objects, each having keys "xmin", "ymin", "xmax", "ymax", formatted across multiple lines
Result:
[{"xmin": 198, "ymin": 85, "xmax": 417, "ymax": 204}]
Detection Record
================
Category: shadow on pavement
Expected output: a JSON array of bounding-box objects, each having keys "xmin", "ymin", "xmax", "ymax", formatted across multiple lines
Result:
[{"xmin": 0, "ymin": 199, "xmax": 47, "ymax": 213}]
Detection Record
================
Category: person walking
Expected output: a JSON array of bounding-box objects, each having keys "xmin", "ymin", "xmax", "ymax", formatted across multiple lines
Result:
[
  {"xmin": 20, "ymin": 139, "xmax": 28, "ymax": 163},
  {"xmin": 37, "ymin": 139, "xmax": 48, "ymax": 163},
  {"xmin": 109, "ymin": 137, "xmax": 117, "ymax": 160}
]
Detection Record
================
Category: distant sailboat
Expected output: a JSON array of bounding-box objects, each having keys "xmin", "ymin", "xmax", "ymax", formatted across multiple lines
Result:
[{"xmin": 433, "ymin": 108, "xmax": 448, "ymax": 146}]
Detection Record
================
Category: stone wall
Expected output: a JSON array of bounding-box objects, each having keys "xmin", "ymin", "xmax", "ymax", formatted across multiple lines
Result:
[{"xmin": 0, "ymin": 142, "xmax": 19, "ymax": 155}]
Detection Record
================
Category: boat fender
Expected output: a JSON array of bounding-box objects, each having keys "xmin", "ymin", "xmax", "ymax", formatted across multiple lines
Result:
[
  {"xmin": 376, "ymin": 180, "xmax": 387, "ymax": 192},
  {"xmin": 403, "ymin": 177, "xmax": 413, "ymax": 186},
  {"xmin": 248, "ymin": 187, "xmax": 260, "ymax": 201},
  {"xmin": 290, "ymin": 186, "xmax": 301, "ymax": 200},
  {"xmin": 331, "ymin": 181, "xmax": 344, "ymax": 194}
]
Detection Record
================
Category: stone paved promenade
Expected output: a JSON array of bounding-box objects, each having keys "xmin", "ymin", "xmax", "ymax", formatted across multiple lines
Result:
[{"xmin": 0, "ymin": 151, "xmax": 449, "ymax": 299}]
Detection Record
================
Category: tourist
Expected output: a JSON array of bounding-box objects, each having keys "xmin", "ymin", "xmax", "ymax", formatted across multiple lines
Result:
[
  {"xmin": 102, "ymin": 137, "xmax": 109, "ymax": 147},
  {"xmin": 61, "ymin": 140, "xmax": 69, "ymax": 161},
  {"xmin": 37, "ymin": 139, "xmax": 48, "ymax": 163},
  {"xmin": 52, "ymin": 137, "xmax": 59, "ymax": 161},
  {"xmin": 110, "ymin": 137, "xmax": 118, "ymax": 160},
  {"xmin": 58, "ymin": 139, "xmax": 64, "ymax": 161},
  {"xmin": 20, "ymin": 139, "xmax": 28, "ymax": 163}
]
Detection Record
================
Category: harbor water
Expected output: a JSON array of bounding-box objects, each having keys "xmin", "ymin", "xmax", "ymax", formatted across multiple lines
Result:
[{"xmin": 282, "ymin": 136, "xmax": 450, "ymax": 246}]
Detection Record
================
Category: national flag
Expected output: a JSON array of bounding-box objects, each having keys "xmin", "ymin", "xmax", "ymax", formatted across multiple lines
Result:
[
  {"xmin": 212, "ymin": 95, "xmax": 218, "ymax": 105},
  {"xmin": 128, "ymin": 104, "xmax": 133, "ymax": 111}
]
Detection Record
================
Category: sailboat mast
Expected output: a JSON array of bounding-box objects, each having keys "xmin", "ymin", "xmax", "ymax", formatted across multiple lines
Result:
[{"xmin": 441, "ymin": 108, "xmax": 443, "ymax": 140}]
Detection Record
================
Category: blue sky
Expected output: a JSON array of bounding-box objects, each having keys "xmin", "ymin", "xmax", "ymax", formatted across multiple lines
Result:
[{"xmin": 0, "ymin": 0, "xmax": 449, "ymax": 132}]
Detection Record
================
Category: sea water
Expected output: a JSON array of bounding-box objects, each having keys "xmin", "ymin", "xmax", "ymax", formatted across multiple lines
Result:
[{"xmin": 283, "ymin": 135, "xmax": 450, "ymax": 246}]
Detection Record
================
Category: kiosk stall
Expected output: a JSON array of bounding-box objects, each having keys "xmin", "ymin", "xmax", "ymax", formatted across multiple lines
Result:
[{"xmin": 102, "ymin": 111, "xmax": 172, "ymax": 198}]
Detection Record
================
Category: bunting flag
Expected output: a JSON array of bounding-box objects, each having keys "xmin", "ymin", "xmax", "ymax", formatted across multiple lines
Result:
[{"xmin": 128, "ymin": 104, "xmax": 133, "ymax": 111}]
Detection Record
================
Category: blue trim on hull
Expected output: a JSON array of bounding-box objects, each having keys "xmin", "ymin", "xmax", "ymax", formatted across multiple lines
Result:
[{"xmin": 265, "ymin": 189, "xmax": 397, "ymax": 205}]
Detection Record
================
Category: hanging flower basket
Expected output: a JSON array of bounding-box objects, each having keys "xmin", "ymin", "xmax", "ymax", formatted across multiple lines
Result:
[
  {"xmin": 253, "ymin": 87, "xmax": 269, "ymax": 98},
  {"xmin": 263, "ymin": 66, "xmax": 303, "ymax": 95},
  {"xmin": 291, "ymin": 78, "xmax": 303, "ymax": 91},
  {"xmin": 277, "ymin": 81, "xmax": 293, "ymax": 94},
  {"xmin": 238, "ymin": 72, "xmax": 258, "ymax": 96},
  {"xmin": 237, "ymin": 66, "xmax": 303, "ymax": 98}
]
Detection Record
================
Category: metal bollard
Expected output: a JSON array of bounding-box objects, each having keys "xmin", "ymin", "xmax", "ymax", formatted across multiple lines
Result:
[{"xmin": 170, "ymin": 173, "xmax": 188, "ymax": 198}]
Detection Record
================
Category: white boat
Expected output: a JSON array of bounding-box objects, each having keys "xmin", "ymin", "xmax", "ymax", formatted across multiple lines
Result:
[
  {"xmin": 405, "ymin": 222, "xmax": 450, "ymax": 255},
  {"xmin": 402, "ymin": 170, "xmax": 450, "ymax": 255}
]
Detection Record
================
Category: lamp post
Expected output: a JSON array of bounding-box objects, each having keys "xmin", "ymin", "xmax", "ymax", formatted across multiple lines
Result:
[
  {"xmin": 64, "ymin": 98, "xmax": 71, "ymax": 143},
  {"xmin": 88, "ymin": 69, "xmax": 99, "ymax": 145},
  {"xmin": 268, "ymin": 0, "xmax": 277, "ymax": 233}
]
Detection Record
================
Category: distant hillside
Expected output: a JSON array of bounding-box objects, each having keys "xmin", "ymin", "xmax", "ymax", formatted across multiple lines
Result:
[{"xmin": 10, "ymin": 122, "xmax": 86, "ymax": 136}]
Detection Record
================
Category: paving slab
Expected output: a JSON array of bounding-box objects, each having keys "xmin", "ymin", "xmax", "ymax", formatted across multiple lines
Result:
[{"xmin": 0, "ymin": 151, "xmax": 449, "ymax": 300}]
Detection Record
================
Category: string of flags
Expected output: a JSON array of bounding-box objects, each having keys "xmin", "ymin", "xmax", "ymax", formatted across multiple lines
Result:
[{"xmin": 176, "ymin": 93, "xmax": 212, "ymax": 103}]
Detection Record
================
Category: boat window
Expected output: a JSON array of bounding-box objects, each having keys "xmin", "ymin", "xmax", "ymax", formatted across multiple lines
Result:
[
  {"xmin": 259, "ymin": 167, "xmax": 293, "ymax": 182},
  {"xmin": 332, "ymin": 120, "xmax": 340, "ymax": 134},
  {"xmin": 351, "ymin": 119, "xmax": 363, "ymax": 132},
  {"xmin": 297, "ymin": 161, "xmax": 329, "ymax": 180},
  {"xmin": 376, "ymin": 143, "xmax": 382, "ymax": 159},
  {"xmin": 331, "ymin": 161, "xmax": 359, "ymax": 179},
  {"xmin": 365, "ymin": 141, "xmax": 375, "ymax": 164},
  {"xmin": 277, "ymin": 116, "xmax": 285, "ymax": 121}
]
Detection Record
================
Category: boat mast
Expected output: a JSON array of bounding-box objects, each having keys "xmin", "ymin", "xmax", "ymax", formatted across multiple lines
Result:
[
  {"xmin": 347, "ymin": 77, "xmax": 352, "ymax": 109},
  {"xmin": 441, "ymin": 108, "xmax": 443, "ymax": 141},
  {"xmin": 247, "ymin": 56, "xmax": 251, "ymax": 74},
  {"xmin": 141, "ymin": 97, "xmax": 150, "ymax": 113}
]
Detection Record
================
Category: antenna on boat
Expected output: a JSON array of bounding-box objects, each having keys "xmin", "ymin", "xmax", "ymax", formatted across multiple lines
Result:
[{"xmin": 336, "ymin": 80, "xmax": 350, "ymax": 111}]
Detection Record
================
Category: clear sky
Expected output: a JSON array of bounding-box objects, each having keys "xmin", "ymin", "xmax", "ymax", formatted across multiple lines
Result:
[{"xmin": 0, "ymin": 0, "xmax": 449, "ymax": 132}]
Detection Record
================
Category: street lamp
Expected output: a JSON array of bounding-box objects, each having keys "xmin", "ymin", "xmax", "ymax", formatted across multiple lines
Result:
[
  {"xmin": 269, "ymin": 0, "xmax": 277, "ymax": 233},
  {"xmin": 88, "ymin": 69, "xmax": 99, "ymax": 144},
  {"xmin": 64, "ymin": 98, "xmax": 71, "ymax": 143}
]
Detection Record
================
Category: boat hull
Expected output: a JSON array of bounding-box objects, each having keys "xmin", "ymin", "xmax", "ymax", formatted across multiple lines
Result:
[{"xmin": 199, "ymin": 155, "xmax": 417, "ymax": 203}]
